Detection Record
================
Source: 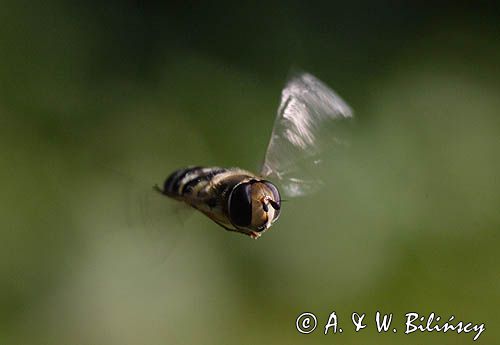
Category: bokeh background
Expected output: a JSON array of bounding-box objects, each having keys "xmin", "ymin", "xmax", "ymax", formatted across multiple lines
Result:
[{"xmin": 1, "ymin": 1, "xmax": 499, "ymax": 344}]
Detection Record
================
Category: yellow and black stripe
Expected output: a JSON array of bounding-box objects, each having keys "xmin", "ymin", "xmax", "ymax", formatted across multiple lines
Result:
[{"xmin": 161, "ymin": 166, "xmax": 228, "ymax": 198}]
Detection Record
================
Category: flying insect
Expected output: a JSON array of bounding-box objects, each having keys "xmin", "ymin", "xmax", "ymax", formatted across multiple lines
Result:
[{"xmin": 154, "ymin": 72, "xmax": 353, "ymax": 239}]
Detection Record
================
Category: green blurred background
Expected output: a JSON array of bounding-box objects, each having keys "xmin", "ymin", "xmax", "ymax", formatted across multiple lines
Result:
[{"xmin": 1, "ymin": 1, "xmax": 499, "ymax": 344}]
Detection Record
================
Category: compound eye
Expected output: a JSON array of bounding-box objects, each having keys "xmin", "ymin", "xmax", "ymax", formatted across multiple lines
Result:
[{"xmin": 228, "ymin": 183, "xmax": 252, "ymax": 227}]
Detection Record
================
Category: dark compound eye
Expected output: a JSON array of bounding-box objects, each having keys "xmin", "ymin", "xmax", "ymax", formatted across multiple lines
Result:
[{"xmin": 228, "ymin": 183, "xmax": 252, "ymax": 227}]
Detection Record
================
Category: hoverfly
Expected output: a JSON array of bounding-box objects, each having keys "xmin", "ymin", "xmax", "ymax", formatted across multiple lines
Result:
[{"xmin": 155, "ymin": 72, "xmax": 353, "ymax": 239}]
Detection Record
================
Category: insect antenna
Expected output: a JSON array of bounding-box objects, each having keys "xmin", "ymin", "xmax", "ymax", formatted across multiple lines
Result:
[{"xmin": 269, "ymin": 199, "xmax": 281, "ymax": 210}]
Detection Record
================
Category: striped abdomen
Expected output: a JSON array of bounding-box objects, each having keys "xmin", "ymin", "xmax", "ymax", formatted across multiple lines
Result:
[{"xmin": 161, "ymin": 166, "xmax": 230, "ymax": 199}]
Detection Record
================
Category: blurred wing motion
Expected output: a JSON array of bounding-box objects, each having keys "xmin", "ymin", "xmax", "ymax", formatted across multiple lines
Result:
[{"xmin": 260, "ymin": 72, "xmax": 353, "ymax": 197}]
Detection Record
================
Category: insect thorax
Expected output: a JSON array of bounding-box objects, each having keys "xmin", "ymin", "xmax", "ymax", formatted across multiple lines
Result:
[{"xmin": 163, "ymin": 166, "xmax": 255, "ymax": 225}]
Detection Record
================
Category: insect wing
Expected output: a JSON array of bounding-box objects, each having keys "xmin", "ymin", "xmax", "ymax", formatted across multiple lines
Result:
[
  {"xmin": 47, "ymin": 122, "xmax": 189, "ymax": 264},
  {"xmin": 260, "ymin": 72, "xmax": 353, "ymax": 197}
]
